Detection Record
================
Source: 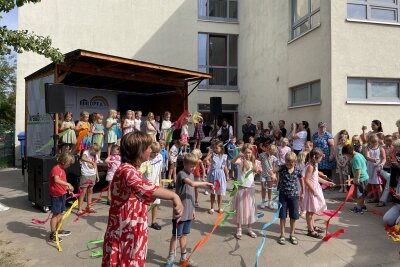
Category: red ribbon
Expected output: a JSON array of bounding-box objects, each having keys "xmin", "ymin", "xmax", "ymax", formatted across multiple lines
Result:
[
  {"xmin": 323, "ymin": 185, "xmax": 354, "ymax": 241},
  {"xmin": 73, "ymin": 184, "xmax": 110, "ymax": 222},
  {"xmin": 318, "ymin": 210, "xmax": 338, "ymax": 217}
]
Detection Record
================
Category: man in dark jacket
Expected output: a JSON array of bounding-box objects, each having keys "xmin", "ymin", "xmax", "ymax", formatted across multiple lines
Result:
[{"xmin": 242, "ymin": 116, "xmax": 256, "ymax": 143}]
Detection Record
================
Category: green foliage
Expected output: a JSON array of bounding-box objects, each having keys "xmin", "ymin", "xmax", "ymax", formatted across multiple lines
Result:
[
  {"xmin": 0, "ymin": 54, "xmax": 15, "ymax": 124},
  {"xmin": 0, "ymin": 0, "xmax": 64, "ymax": 63}
]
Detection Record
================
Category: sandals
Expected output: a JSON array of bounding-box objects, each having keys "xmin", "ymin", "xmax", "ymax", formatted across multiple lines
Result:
[
  {"xmin": 307, "ymin": 230, "xmax": 323, "ymax": 239},
  {"xmin": 248, "ymin": 230, "xmax": 257, "ymax": 238},
  {"xmin": 86, "ymin": 207, "xmax": 97, "ymax": 213},
  {"xmin": 208, "ymin": 209, "xmax": 214, "ymax": 215},
  {"xmin": 234, "ymin": 233, "xmax": 242, "ymax": 240},
  {"xmin": 278, "ymin": 236, "xmax": 286, "ymax": 245},
  {"xmin": 314, "ymin": 226, "xmax": 324, "ymax": 233},
  {"xmin": 77, "ymin": 210, "xmax": 85, "ymax": 216},
  {"xmin": 289, "ymin": 236, "xmax": 298, "ymax": 245}
]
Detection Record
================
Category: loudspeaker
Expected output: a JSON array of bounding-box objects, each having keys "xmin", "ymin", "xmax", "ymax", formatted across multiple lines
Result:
[
  {"xmin": 45, "ymin": 83, "xmax": 66, "ymax": 113},
  {"xmin": 210, "ymin": 97, "xmax": 222, "ymax": 116}
]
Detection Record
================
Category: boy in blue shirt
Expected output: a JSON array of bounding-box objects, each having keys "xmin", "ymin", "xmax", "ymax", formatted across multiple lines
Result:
[
  {"xmin": 226, "ymin": 137, "xmax": 236, "ymax": 180},
  {"xmin": 160, "ymin": 140, "xmax": 169, "ymax": 181}
]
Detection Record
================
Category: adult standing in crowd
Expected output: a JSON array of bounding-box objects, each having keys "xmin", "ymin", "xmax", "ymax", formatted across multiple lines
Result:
[
  {"xmin": 218, "ymin": 119, "xmax": 233, "ymax": 144},
  {"xmin": 290, "ymin": 121, "xmax": 310, "ymax": 155},
  {"xmin": 203, "ymin": 120, "xmax": 213, "ymax": 137},
  {"xmin": 256, "ymin": 121, "xmax": 264, "ymax": 140},
  {"xmin": 242, "ymin": 116, "xmax": 256, "ymax": 143},
  {"xmin": 312, "ymin": 122, "xmax": 335, "ymax": 177},
  {"xmin": 361, "ymin": 120, "xmax": 383, "ymax": 144},
  {"xmin": 279, "ymin": 120, "xmax": 287, "ymax": 138}
]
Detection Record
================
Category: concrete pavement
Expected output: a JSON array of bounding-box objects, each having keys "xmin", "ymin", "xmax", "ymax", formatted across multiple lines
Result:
[{"xmin": 0, "ymin": 168, "xmax": 399, "ymax": 267}]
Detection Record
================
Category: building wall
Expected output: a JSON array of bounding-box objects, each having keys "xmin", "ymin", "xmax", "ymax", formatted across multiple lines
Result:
[
  {"xmin": 238, "ymin": 0, "xmax": 332, "ymax": 135},
  {"xmin": 16, "ymin": 0, "xmax": 240, "ymax": 162},
  {"xmin": 331, "ymin": 1, "xmax": 399, "ymax": 136}
]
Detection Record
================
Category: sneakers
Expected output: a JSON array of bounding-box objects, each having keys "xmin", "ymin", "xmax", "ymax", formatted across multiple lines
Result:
[
  {"xmin": 268, "ymin": 201, "xmax": 274, "ymax": 209},
  {"xmin": 58, "ymin": 230, "xmax": 71, "ymax": 237},
  {"xmin": 150, "ymin": 223, "xmax": 162, "ymax": 230},
  {"xmin": 204, "ymin": 191, "xmax": 209, "ymax": 195},
  {"xmin": 260, "ymin": 201, "xmax": 266, "ymax": 209},
  {"xmin": 48, "ymin": 232, "xmax": 62, "ymax": 243},
  {"xmin": 179, "ymin": 258, "xmax": 198, "ymax": 267},
  {"xmin": 350, "ymin": 207, "xmax": 364, "ymax": 214}
]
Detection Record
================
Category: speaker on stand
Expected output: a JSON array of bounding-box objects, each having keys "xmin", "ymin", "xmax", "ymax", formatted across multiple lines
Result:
[
  {"xmin": 45, "ymin": 83, "xmax": 66, "ymax": 156},
  {"xmin": 210, "ymin": 97, "xmax": 222, "ymax": 140}
]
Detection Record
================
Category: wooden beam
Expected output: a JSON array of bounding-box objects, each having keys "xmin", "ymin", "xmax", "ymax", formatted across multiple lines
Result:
[{"xmin": 78, "ymin": 50, "xmax": 212, "ymax": 79}]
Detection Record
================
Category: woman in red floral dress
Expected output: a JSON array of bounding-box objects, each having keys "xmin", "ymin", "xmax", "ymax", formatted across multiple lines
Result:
[{"xmin": 102, "ymin": 132, "xmax": 183, "ymax": 267}]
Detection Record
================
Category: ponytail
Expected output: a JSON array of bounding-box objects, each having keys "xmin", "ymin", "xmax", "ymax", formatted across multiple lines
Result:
[{"xmin": 302, "ymin": 121, "xmax": 311, "ymax": 142}]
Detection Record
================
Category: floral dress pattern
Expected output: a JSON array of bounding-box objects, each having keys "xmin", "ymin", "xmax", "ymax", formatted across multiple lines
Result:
[
  {"xmin": 207, "ymin": 153, "xmax": 227, "ymax": 196},
  {"xmin": 312, "ymin": 132, "xmax": 336, "ymax": 170},
  {"xmin": 102, "ymin": 163, "xmax": 158, "ymax": 267}
]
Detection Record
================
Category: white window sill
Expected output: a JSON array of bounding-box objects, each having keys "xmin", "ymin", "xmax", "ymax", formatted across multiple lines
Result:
[
  {"xmin": 198, "ymin": 88, "xmax": 239, "ymax": 92},
  {"xmin": 346, "ymin": 100, "xmax": 400, "ymax": 105},
  {"xmin": 346, "ymin": 18, "xmax": 400, "ymax": 27},
  {"xmin": 288, "ymin": 24, "xmax": 321, "ymax": 44},
  {"xmin": 198, "ymin": 18, "xmax": 239, "ymax": 24},
  {"xmin": 288, "ymin": 102, "xmax": 321, "ymax": 109}
]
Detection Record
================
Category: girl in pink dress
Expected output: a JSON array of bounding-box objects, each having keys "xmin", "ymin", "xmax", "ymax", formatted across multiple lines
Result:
[
  {"xmin": 105, "ymin": 145, "xmax": 121, "ymax": 205},
  {"xmin": 302, "ymin": 148, "xmax": 335, "ymax": 239},
  {"xmin": 102, "ymin": 132, "xmax": 183, "ymax": 267}
]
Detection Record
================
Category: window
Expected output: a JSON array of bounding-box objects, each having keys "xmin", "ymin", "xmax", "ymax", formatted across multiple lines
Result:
[
  {"xmin": 291, "ymin": 0, "xmax": 321, "ymax": 39},
  {"xmin": 347, "ymin": 78, "xmax": 400, "ymax": 102},
  {"xmin": 198, "ymin": 33, "xmax": 238, "ymax": 90},
  {"xmin": 199, "ymin": 0, "xmax": 238, "ymax": 22},
  {"xmin": 347, "ymin": 0, "xmax": 400, "ymax": 23},
  {"xmin": 290, "ymin": 80, "xmax": 321, "ymax": 107}
]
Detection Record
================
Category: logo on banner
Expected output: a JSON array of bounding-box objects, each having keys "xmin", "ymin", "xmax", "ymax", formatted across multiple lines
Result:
[{"xmin": 80, "ymin": 96, "xmax": 109, "ymax": 109}]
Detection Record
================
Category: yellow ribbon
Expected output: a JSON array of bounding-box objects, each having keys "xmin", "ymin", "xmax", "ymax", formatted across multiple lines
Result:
[{"xmin": 56, "ymin": 199, "xmax": 78, "ymax": 252}]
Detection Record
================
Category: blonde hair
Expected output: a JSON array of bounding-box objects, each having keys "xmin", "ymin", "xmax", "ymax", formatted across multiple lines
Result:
[
  {"xmin": 89, "ymin": 143, "xmax": 101, "ymax": 155},
  {"xmin": 147, "ymin": 112, "xmax": 154, "ymax": 120},
  {"xmin": 80, "ymin": 111, "xmax": 89, "ymax": 120},
  {"xmin": 393, "ymin": 139, "xmax": 400, "ymax": 148},
  {"xmin": 192, "ymin": 149, "xmax": 203, "ymax": 160},
  {"xmin": 183, "ymin": 153, "xmax": 198, "ymax": 166},
  {"xmin": 95, "ymin": 113, "xmax": 103, "ymax": 121},
  {"xmin": 108, "ymin": 109, "xmax": 117, "ymax": 118},
  {"xmin": 164, "ymin": 111, "xmax": 171, "ymax": 119},
  {"xmin": 268, "ymin": 144, "xmax": 278, "ymax": 155},
  {"xmin": 213, "ymin": 141, "xmax": 224, "ymax": 155},
  {"xmin": 125, "ymin": 110, "xmax": 134, "ymax": 118},
  {"xmin": 241, "ymin": 143, "xmax": 256, "ymax": 173},
  {"xmin": 150, "ymin": 141, "xmax": 161, "ymax": 154},
  {"xmin": 297, "ymin": 151, "xmax": 308, "ymax": 166},
  {"xmin": 368, "ymin": 133, "xmax": 379, "ymax": 145},
  {"xmin": 135, "ymin": 110, "xmax": 142, "ymax": 117},
  {"xmin": 285, "ymin": 152, "xmax": 297, "ymax": 169},
  {"xmin": 352, "ymin": 135, "xmax": 361, "ymax": 145},
  {"xmin": 159, "ymin": 140, "xmax": 166, "ymax": 147},
  {"xmin": 56, "ymin": 152, "xmax": 75, "ymax": 166},
  {"xmin": 307, "ymin": 148, "xmax": 324, "ymax": 169},
  {"xmin": 281, "ymin": 138, "xmax": 289, "ymax": 146}
]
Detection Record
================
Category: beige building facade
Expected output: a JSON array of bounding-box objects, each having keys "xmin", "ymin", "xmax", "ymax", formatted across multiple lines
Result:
[{"xmin": 16, "ymin": 0, "xmax": 400, "ymax": 161}]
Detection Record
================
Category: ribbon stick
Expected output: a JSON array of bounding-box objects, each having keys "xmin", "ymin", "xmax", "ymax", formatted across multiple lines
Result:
[
  {"xmin": 56, "ymin": 199, "xmax": 78, "ymax": 251},
  {"xmin": 32, "ymin": 212, "xmax": 52, "ymax": 225},
  {"xmin": 74, "ymin": 184, "xmax": 110, "ymax": 222},
  {"xmin": 180, "ymin": 212, "xmax": 223, "ymax": 267},
  {"xmin": 323, "ymin": 185, "xmax": 354, "ymax": 241},
  {"xmin": 254, "ymin": 203, "xmax": 282, "ymax": 267},
  {"xmin": 87, "ymin": 239, "xmax": 104, "ymax": 257},
  {"xmin": 318, "ymin": 210, "xmax": 339, "ymax": 217}
]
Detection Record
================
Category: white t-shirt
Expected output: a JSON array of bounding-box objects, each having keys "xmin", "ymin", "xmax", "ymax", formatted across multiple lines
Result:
[
  {"xmin": 293, "ymin": 130, "xmax": 307, "ymax": 151},
  {"xmin": 235, "ymin": 158, "xmax": 255, "ymax": 188},
  {"xmin": 169, "ymin": 145, "xmax": 179, "ymax": 163},
  {"xmin": 181, "ymin": 124, "xmax": 189, "ymax": 136},
  {"xmin": 81, "ymin": 150, "xmax": 97, "ymax": 176},
  {"xmin": 141, "ymin": 154, "xmax": 163, "ymax": 186},
  {"xmin": 123, "ymin": 119, "xmax": 135, "ymax": 134},
  {"xmin": 161, "ymin": 120, "xmax": 171, "ymax": 131},
  {"xmin": 134, "ymin": 118, "xmax": 142, "ymax": 132}
]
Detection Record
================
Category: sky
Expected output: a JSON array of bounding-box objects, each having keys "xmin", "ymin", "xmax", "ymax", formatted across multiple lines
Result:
[{"xmin": 0, "ymin": 8, "xmax": 18, "ymax": 30}]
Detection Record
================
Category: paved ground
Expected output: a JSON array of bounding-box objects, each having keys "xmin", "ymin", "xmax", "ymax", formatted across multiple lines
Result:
[{"xmin": 0, "ymin": 168, "xmax": 399, "ymax": 267}]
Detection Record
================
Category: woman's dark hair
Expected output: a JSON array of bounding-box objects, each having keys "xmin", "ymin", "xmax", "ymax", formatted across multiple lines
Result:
[
  {"xmin": 120, "ymin": 132, "xmax": 153, "ymax": 166},
  {"xmin": 338, "ymin": 129, "xmax": 349, "ymax": 139},
  {"xmin": 302, "ymin": 121, "xmax": 311, "ymax": 142},
  {"xmin": 341, "ymin": 144, "xmax": 354, "ymax": 155},
  {"xmin": 372, "ymin": 120, "xmax": 383, "ymax": 132}
]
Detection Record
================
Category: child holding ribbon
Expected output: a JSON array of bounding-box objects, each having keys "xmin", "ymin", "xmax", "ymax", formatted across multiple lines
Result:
[
  {"xmin": 204, "ymin": 141, "xmax": 229, "ymax": 214},
  {"xmin": 259, "ymin": 140, "xmax": 279, "ymax": 209},
  {"xmin": 231, "ymin": 144, "xmax": 260, "ymax": 239},
  {"xmin": 303, "ymin": 148, "xmax": 335, "ymax": 239},
  {"xmin": 49, "ymin": 152, "xmax": 75, "ymax": 242}
]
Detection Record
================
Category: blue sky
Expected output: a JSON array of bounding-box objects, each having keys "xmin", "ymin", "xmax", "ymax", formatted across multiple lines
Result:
[{"xmin": 0, "ymin": 8, "xmax": 18, "ymax": 30}]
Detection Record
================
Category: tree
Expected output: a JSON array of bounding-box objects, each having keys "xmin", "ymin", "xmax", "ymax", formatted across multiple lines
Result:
[
  {"xmin": 0, "ymin": 54, "xmax": 16, "ymax": 124},
  {"xmin": 0, "ymin": 0, "xmax": 64, "ymax": 63}
]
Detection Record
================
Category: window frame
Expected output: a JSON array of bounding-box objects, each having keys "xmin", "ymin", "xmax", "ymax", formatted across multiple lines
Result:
[
  {"xmin": 347, "ymin": 77, "xmax": 400, "ymax": 103},
  {"xmin": 198, "ymin": 0, "xmax": 239, "ymax": 23},
  {"xmin": 290, "ymin": 0, "xmax": 321, "ymax": 40},
  {"xmin": 290, "ymin": 80, "xmax": 321, "ymax": 107},
  {"xmin": 347, "ymin": 0, "xmax": 400, "ymax": 23},
  {"xmin": 198, "ymin": 32, "xmax": 239, "ymax": 91}
]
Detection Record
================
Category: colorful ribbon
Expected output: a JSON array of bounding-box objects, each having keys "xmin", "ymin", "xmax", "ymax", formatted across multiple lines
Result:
[
  {"xmin": 31, "ymin": 212, "xmax": 52, "ymax": 225},
  {"xmin": 180, "ymin": 212, "xmax": 223, "ymax": 267},
  {"xmin": 74, "ymin": 184, "xmax": 110, "ymax": 222},
  {"xmin": 323, "ymin": 185, "xmax": 354, "ymax": 241},
  {"xmin": 87, "ymin": 239, "xmax": 104, "ymax": 257},
  {"xmin": 254, "ymin": 202, "xmax": 282, "ymax": 267},
  {"xmin": 318, "ymin": 210, "xmax": 338, "ymax": 217},
  {"xmin": 56, "ymin": 199, "xmax": 78, "ymax": 251}
]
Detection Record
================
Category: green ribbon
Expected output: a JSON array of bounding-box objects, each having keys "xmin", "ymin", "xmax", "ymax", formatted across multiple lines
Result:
[
  {"xmin": 165, "ymin": 127, "xmax": 175, "ymax": 144},
  {"xmin": 87, "ymin": 239, "xmax": 104, "ymax": 257},
  {"xmin": 220, "ymin": 169, "xmax": 253, "ymax": 226}
]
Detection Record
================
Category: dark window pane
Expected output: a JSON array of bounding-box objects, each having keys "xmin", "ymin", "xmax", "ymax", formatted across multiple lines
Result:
[
  {"xmin": 347, "ymin": 4, "xmax": 367, "ymax": 19},
  {"xmin": 229, "ymin": 35, "xmax": 238, "ymax": 67},
  {"xmin": 311, "ymin": 82, "xmax": 321, "ymax": 102},
  {"xmin": 209, "ymin": 36, "xmax": 227, "ymax": 66},
  {"xmin": 293, "ymin": 0, "xmax": 309, "ymax": 22},
  {"xmin": 347, "ymin": 79, "xmax": 367, "ymax": 99},
  {"xmin": 293, "ymin": 20, "xmax": 310, "ymax": 38},
  {"xmin": 198, "ymin": 34, "xmax": 207, "ymax": 66},
  {"xmin": 209, "ymin": 0, "xmax": 228, "ymax": 18},
  {"xmin": 371, "ymin": 8, "xmax": 396, "ymax": 21},
  {"xmin": 229, "ymin": 69, "xmax": 237, "ymax": 86},
  {"xmin": 209, "ymin": 68, "xmax": 227, "ymax": 85},
  {"xmin": 293, "ymin": 86, "xmax": 309, "ymax": 105},
  {"xmin": 371, "ymin": 81, "xmax": 398, "ymax": 97},
  {"xmin": 229, "ymin": 1, "xmax": 238, "ymax": 19}
]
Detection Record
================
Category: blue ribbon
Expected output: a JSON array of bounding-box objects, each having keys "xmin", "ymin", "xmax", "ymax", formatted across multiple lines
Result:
[{"xmin": 254, "ymin": 202, "xmax": 282, "ymax": 267}]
